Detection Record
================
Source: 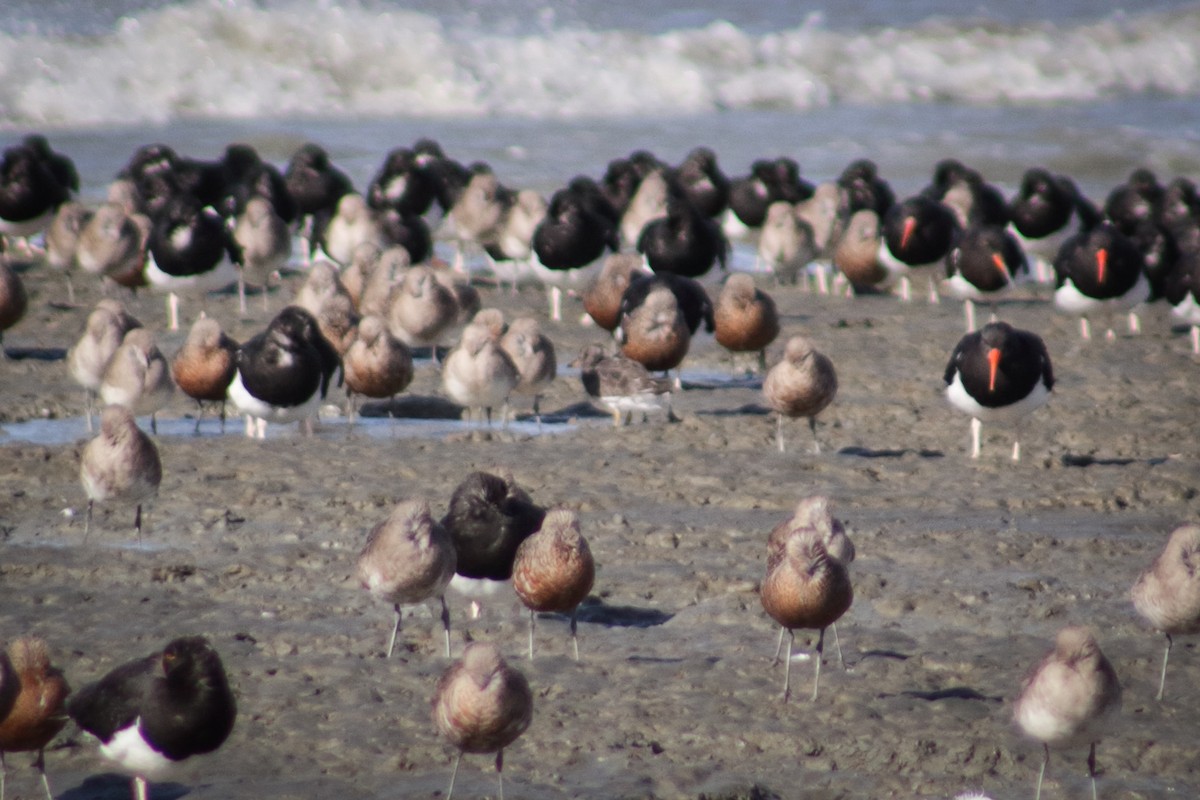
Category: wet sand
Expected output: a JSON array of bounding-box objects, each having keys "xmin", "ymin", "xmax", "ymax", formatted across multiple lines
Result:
[{"xmin": 2, "ymin": 254, "xmax": 1199, "ymax": 800}]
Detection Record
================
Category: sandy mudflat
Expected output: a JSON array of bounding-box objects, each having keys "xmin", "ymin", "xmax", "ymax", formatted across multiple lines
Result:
[{"xmin": 2, "ymin": 254, "xmax": 1199, "ymax": 800}]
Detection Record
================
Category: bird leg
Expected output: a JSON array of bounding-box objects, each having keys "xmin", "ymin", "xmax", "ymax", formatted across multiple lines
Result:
[
  {"xmin": 134, "ymin": 503, "xmax": 144, "ymax": 543},
  {"xmin": 1034, "ymin": 742, "xmax": 1049, "ymax": 800},
  {"xmin": 570, "ymin": 605, "xmax": 581, "ymax": 661},
  {"xmin": 782, "ymin": 629, "xmax": 795, "ymax": 703},
  {"xmin": 168, "ymin": 292, "xmax": 180, "ymax": 331},
  {"xmin": 386, "ymin": 604, "xmax": 402, "ymax": 658},
  {"xmin": 831, "ymin": 622, "xmax": 845, "ymax": 669},
  {"xmin": 84, "ymin": 498, "xmax": 94, "ymax": 543},
  {"xmin": 34, "ymin": 748, "xmax": 52, "ymax": 800},
  {"xmin": 1080, "ymin": 316, "xmax": 1091, "ymax": 341},
  {"xmin": 776, "ymin": 414, "xmax": 786, "ymax": 453},
  {"xmin": 771, "ymin": 626, "xmax": 786, "ymax": 665},
  {"xmin": 446, "ymin": 751, "xmax": 462, "ymax": 800},
  {"xmin": 193, "ymin": 401, "xmax": 204, "ymax": 435},
  {"xmin": 970, "ymin": 417, "xmax": 982, "ymax": 459},
  {"xmin": 1158, "ymin": 632, "xmax": 1174, "ymax": 701},
  {"xmin": 528, "ymin": 608, "xmax": 536, "ymax": 661},
  {"xmin": 1087, "ymin": 741, "xmax": 1098, "ymax": 800},
  {"xmin": 964, "ymin": 298, "xmax": 976, "ymax": 333},
  {"xmin": 133, "ymin": 776, "xmax": 150, "ymax": 800},
  {"xmin": 1191, "ymin": 325, "xmax": 1200, "ymax": 355},
  {"xmin": 812, "ymin": 626, "xmax": 826, "ymax": 702},
  {"xmin": 496, "ymin": 748, "xmax": 505, "ymax": 800},
  {"xmin": 808, "ymin": 416, "xmax": 821, "ymax": 455},
  {"xmin": 237, "ymin": 273, "xmax": 247, "ymax": 316},
  {"xmin": 440, "ymin": 595, "xmax": 452, "ymax": 658}
]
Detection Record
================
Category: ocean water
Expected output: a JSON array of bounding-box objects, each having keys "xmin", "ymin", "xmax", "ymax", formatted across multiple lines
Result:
[{"xmin": 0, "ymin": 0, "xmax": 1198, "ymax": 213}]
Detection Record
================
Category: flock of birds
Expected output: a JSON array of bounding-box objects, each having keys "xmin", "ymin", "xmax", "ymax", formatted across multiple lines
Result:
[{"xmin": 0, "ymin": 132, "xmax": 1199, "ymax": 799}]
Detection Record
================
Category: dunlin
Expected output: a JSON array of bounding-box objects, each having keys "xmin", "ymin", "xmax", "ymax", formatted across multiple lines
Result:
[
  {"xmin": 0, "ymin": 637, "xmax": 71, "ymax": 800},
  {"xmin": 762, "ymin": 335, "xmax": 838, "ymax": 454},
  {"xmin": 760, "ymin": 527, "xmax": 853, "ymax": 702},
  {"xmin": 170, "ymin": 315, "xmax": 238, "ymax": 433},
  {"xmin": 67, "ymin": 300, "xmax": 142, "ymax": 431},
  {"xmin": 387, "ymin": 264, "xmax": 459, "ymax": 357},
  {"xmin": 99, "ymin": 328, "xmax": 175, "ymax": 434},
  {"xmin": 315, "ymin": 193, "xmax": 385, "ymax": 267},
  {"xmin": 80, "ymin": 405, "xmax": 162, "ymax": 542},
  {"xmin": 512, "ymin": 508, "xmax": 596, "ymax": 660},
  {"xmin": 500, "ymin": 317, "xmax": 557, "ymax": 423},
  {"xmin": 1013, "ymin": 626, "xmax": 1122, "ymax": 800},
  {"xmin": 232, "ymin": 196, "xmax": 291, "ymax": 314},
  {"xmin": 757, "ymin": 201, "xmax": 816, "ymax": 284},
  {"xmin": 293, "ymin": 259, "xmax": 352, "ymax": 320},
  {"xmin": 44, "ymin": 200, "xmax": 91, "ymax": 303},
  {"xmin": 357, "ymin": 499, "xmax": 457, "ymax": 657},
  {"xmin": 67, "ymin": 636, "xmax": 236, "ymax": 800},
  {"xmin": 442, "ymin": 318, "xmax": 519, "ymax": 426},
  {"xmin": 76, "ymin": 202, "xmax": 147, "ymax": 292},
  {"xmin": 1130, "ymin": 524, "xmax": 1200, "ymax": 700},
  {"xmin": 432, "ymin": 642, "xmax": 533, "ymax": 800}
]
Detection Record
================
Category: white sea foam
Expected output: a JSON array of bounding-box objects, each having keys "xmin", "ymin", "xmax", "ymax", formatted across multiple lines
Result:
[{"xmin": 1, "ymin": 1, "xmax": 1198, "ymax": 127}]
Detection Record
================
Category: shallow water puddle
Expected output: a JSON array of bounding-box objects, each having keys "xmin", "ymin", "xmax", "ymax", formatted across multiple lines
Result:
[{"xmin": 0, "ymin": 413, "xmax": 584, "ymax": 445}]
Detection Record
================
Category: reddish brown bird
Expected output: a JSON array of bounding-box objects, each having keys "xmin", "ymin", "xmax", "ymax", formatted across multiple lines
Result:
[
  {"xmin": 0, "ymin": 258, "xmax": 28, "ymax": 357},
  {"xmin": 432, "ymin": 642, "xmax": 533, "ymax": 800},
  {"xmin": 760, "ymin": 526, "xmax": 853, "ymax": 702},
  {"xmin": 714, "ymin": 273, "xmax": 780, "ymax": 372},
  {"xmin": 512, "ymin": 508, "xmax": 596, "ymax": 660},
  {"xmin": 171, "ymin": 315, "xmax": 238, "ymax": 433},
  {"xmin": 618, "ymin": 283, "xmax": 690, "ymax": 373},
  {"xmin": 343, "ymin": 314, "xmax": 414, "ymax": 423},
  {"xmin": 0, "ymin": 637, "xmax": 71, "ymax": 800},
  {"xmin": 582, "ymin": 253, "xmax": 648, "ymax": 332}
]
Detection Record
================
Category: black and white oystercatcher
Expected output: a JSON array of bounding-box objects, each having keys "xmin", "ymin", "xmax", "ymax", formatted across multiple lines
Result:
[
  {"xmin": 943, "ymin": 321, "xmax": 1053, "ymax": 461},
  {"xmin": 1052, "ymin": 220, "xmax": 1149, "ymax": 339},
  {"xmin": 66, "ymin": 636, "xmax": 236, "ymax": 800}
]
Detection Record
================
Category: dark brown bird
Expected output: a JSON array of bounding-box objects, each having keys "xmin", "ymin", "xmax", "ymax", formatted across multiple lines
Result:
[
  {"xmin": 760, "ymin": 526, "xmax": 853, "ymax": 702},
  {"xmin": 1131, "ymin": 524, "xmax": 1200, "ymax": 701},
  {"xmin": 0, "ymin": 637, "xmax": 71, "ymax": 800},
  {"xmin": 171, "ymin": 315, "xmax": 238, "ymax": 433},
  {"xmin": 0, "ymin": 258, "xmax": 27, "ymax": 357},
  {"xmin": 432, "ymin": 642, "xmax": 533, "ymax": 800},
  {"xmin": 1013, "ymin": 626, "xmax": 1122, "ymax": 800},
  {"xmin": 512, "ymin": 508, "xmax": 596, "ymax": 660},
  {"xmin": 762, "ymin": 335, "xmax": 838, "ymax": 454},
  {"xmin": 714, "ymin": 273, "xmax": 780, "ymax": 371}
]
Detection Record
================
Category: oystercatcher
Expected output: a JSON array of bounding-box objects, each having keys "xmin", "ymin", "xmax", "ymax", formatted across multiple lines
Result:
[
  {"xmin": 942, "ymin": 223, "xmax": 1030, "ymax": 331},
  {"xmin": 943, "ymin": 321, "xmax": 1053, "ymax": 461},
  {"xmin": 1052, "ymin": 220, "xmax": 1149, "ymax": 339},
  {"xmin": 67, "ymin": 636, "xmax": 236, "ymax": 800}
]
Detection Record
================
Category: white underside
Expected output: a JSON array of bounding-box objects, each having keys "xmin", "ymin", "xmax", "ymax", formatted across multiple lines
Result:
[
  {"xmin": 945, "ymin": 372, "xmax": 1050, "ymax": 422},
  {"xmin": 601, "ymin": 392, "xmax": 668, "ymax": 414},
  {"xmin": 0, "ymin": 208, "xmax": 54, "ymax": 238},
  {"xmin": 1171, "ymin": 292, "xmax": 1200, "ymax": 325},
  {"xmin": 941, "ymin": 273, "xmax": 1015, "ymax": 303},
  {"xmin": 145, "ymin": 251, "xmax": 238, "ymax": 294},
  {"xmin": 1054, "ymin": 273, "xmax": 1150, "ymax": 314},
  {"xmin": 528, "ymin": 252, "xmax": 605, "ymax": 288},
  {"xmin": 227, "ymin": 369, "xmax": 321, "ymax": 424},
  {"xmin": 98, "ymin": 722, "xmax": 174, "ymax": 779},
  {"xmin": 448, "ymin": 574, "xmax": 509, "ymax": 599}
]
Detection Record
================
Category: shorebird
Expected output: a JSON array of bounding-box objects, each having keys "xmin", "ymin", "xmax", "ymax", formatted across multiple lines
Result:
[
  {"xmin": 762, "ymin": 335, "xmax": 838, "ymax": 454},
  {"xmin": 0, "ymin": 258, "xmax": 27, "ymax": 357},
  {"xmin": 0, "ymin": 140, "xmax": 70, "ymax": 253},
  {"xmin": 170, "ymin": 315, "xmax": 238, "ymax": 433},
  {"xmin": 512, "ymin": 508, "xmax": 596, "ymax": 660},
  {"xmin": 232, "ymin": 196, "xmax": 291, "ymax": 314},
  {"xmin": 1008, "ymin": 167, "xmax": 1091, "ymax": 280},
  {"xmin": 767, "ymin": 496, "xmax": 855, "ymax": 666},
  {"xmin": 484, "ymin": 189, "xmax": 547, "ymax": 290},
  {"xmin": 284, "ymin": 142, "xmax": 354, "ymax": 255},
  {"xmin": 67, "ymin": 636, "xmax": 236, "ymax": 800},
  {"xmin": 500, "ymin": 317, "xmax": 557, "ymax": 424},
  {"xmin": 315, "ymin": 192, "xmax": 386, "ymax": 267},
  {"xmin": 833, "ymin": 209, "xmax": 889, "ymax": 294},
  {"xmin": 531, "ymin": 183, "xmax": 619, "ymax": 321},
  {"xmin": 441, "ymin": 318, "xmax": 519, "ymax": 426},
  {"xmin": 228, "ymin": 306, "xmax": 340, "ymax": 439},
  {"xmin": 293, "ymin": 259, "xmax": 352, "ymax": 320},
  {"xmin": 942, "ymin": 223, "xmax": 1030, "ymax": 332},
  {"xmin": 714, "ymin": 273, "xmax": 780, "ymax": 372},
  {"xmin": 879, "ymin": 194, "xmax": 959, "ymax": 302},
  {"xmin": 944, "ymin": 321, "xmax": 1053, "ymax": 461},
  {"xmin": 1053, "ymin": 221, "xmax": 1150, "ymax": 339},
  {"xmin": 570, "ymin": 343, "xmax": 675, "ymax": 427},
  {"xmin": 67, "ymin": 301, "xmax": 142, "ymax": 431},
  {"xmin": 343, "ymin": 314, "xmax": 413, "ymax": 422},
  {"xmin": 1131, "ymin": 524, "xmax": 1200, "ymax": 701},
  {"xmin": 441, "ymin": 471, "xmax": 546, "ymax": 621},
  {"xmin": 341, "ymin": 242, "xmax": 382, "ymax": 312},
  {"xmin": 76, "ymin": 202, "xmax": 147, "ymax": 293},
  {"xmin": 367, "ymin": 146, "xmax": 437, "ymax": 219},
  {"xmin": 760, "ymin": 526, "xmax": 853, "ymax": 702},
  {"xmin": 619, "ymin": 168, "xmax": 670, "ymax": 249},
  {"xmin": 673, "ymin": 146, "xmax": 730, "ymax": 219},
  {"xmin": 387, "ymin": 264, "xmax": 459, "ymax": 358},
  {"xmin": 44, "ymin": 200, "xmax": 91, "ymax": 303},
  {"xmin": 618, "ymin": 283, "xmax": 691, "ymax": 375},
  {"xmin": 620, "ymin": 272, "xmax": 714, "ymax": 340},
  {"xmin": 99, "ymin": 328, "xmax": 175, "ymax": 435},
  {"xmin": 80, "ymin": 405, "xmax": 162, "ymax": 542},
  {"xmin": 637, "ymin": 192, "xmax": 728, "ymax": 279},
  {"xmin": 582, "ymin": 253, "xmax": 650, "ymax": 332},
  {"xmin": 757, "ymin": 201, "xmax": 817, "ymax": 285},
  {"xmin": 432, "ymin": 642, "xmax": 533, "ymax": 800},
  {"xmin": 1013, "ymin": 626, "xmax": 1122, "ymax": 800},
  {"xmin": 144, "ymin": 194, "xmax": 238, "ymax": 331},
  {"xmin": 0, "ymin": 637, "xmax": 71, "ymax": 800},
  {"xmin": 357, "ymin": 499, "xmax": 457, "ymax": 657}
]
